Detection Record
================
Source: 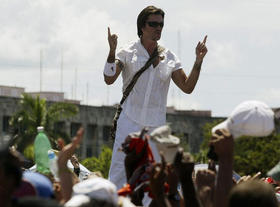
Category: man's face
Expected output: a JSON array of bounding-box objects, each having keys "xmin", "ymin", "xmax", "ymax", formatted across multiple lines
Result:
[{"xmin": 141, "ymin": 14, "xmax": 164, "ymax": 41}]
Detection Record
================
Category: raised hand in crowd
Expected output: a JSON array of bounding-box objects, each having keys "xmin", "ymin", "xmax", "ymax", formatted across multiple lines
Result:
[
  {"xmin": 127, "ymin": 165, "xmax": 146, "ymax": 206},
  {"xmin": 210, "ymin": 128, "xmax": 234, "ymax": 207},
  {"xmin": 195, "ymin": 168, "xmax": 216, "ymax": 207},
  {"xmin": 237, "ymin": 171, "xmax": 262, "ymax": 185},
  {"xmin": 166, "ymin": 164, "xmax": 181, "ymax": 207},
  {"xmin": 57, "ymin": 127, "xmax": 84, "ymax": 203},
  {"xmin": 173, "ymin": 148, "xmax": 201, "ymax": 207},
  {"xmin": 149, "ymin": 153, "xmax": 172, "ymax": 207},
  {"xmin": 70, "ymin": 154, "xmax": 80, "ymax": 177}
]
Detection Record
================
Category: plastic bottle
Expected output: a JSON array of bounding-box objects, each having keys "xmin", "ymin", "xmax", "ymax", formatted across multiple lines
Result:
[
  {"xmin": 48, "ymin": 150, "xmax": 59, "ymax": 181},
  {"xmin": 34, "ymin": 126, "xmax": 51, "ymax": 174}
]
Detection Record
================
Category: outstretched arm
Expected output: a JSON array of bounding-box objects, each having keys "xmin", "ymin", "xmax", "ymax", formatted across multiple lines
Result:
[
  {"xmin": 211, "ymin": 129, "xmax": 234, "ymax": 207},
  {"xmin": 172, "ymin": 36, "xmax": 208, "ymax": 94},
  {"xmin": 57, "ymin": 128, "xmax": 84, "ymax": 203},
  {"xmin": 174, "ymin": 148, "xmax": 202, "ymax": 207},
  {"xmin": 104, "ymin": 27, "xmax": 123, "ymax": 85}
]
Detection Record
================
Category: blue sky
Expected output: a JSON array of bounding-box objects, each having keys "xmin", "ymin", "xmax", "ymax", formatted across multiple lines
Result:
[{"xmin": 0, "ymin": 0, "xmax": 279, "ymax": 116}]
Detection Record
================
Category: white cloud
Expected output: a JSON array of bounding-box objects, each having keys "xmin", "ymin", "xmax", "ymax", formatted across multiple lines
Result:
[
  {"xmin": 0, "ymin": 0, "xmax": 279, "ymax": 116},
  {"xmin": 255, "ymin": 88, "xmax": 280, "ymax": 108}
]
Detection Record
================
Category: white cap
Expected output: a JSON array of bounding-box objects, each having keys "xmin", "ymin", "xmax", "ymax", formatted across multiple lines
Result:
[
  {"xmin": 212, "ymin": 100, "xmax": 275, "ymax": 139},
  {"xmin": 37, "ymin": 126, "xmax": 44, "ymax": 132},
  {"xmin": 150, "ymin": 125, "xmax": 180, "ymax": 163},
  {"xmin": 70, "ymin": 177, "xmax": 118, "ymax": 206}
]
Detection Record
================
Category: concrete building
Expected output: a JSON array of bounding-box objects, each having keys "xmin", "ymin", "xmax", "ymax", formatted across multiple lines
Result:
[
  {"xmin": 1, "ymin": 85, "xmax": 278, "ymax": 159},
  {"xmin": 0, "ymin": 93, "xmax": 219, "ymax": 158}
]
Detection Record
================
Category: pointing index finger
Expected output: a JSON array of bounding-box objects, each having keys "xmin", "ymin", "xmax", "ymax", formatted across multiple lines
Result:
[
  {"xmin": 203, "ymin": 35, "xmax": 207, "ymax": 44},
  {"xmin": 108, "ymin": 27, "xmax": 111, "ymax": 37}
]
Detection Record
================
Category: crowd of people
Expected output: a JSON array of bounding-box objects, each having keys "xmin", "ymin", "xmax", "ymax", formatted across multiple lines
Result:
[
  {"xmin": 1, "ymin": 4, "xmax": 279, "ymax": 207},
  {"xmin": 1, "ymin": 100, "xmax": 280, "ymax": 207}
]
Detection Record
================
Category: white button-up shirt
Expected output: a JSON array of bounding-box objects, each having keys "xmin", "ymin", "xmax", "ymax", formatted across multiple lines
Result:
[{"xmin": 116, "ymin": 39, "xmax": 182, "ymax": 127}]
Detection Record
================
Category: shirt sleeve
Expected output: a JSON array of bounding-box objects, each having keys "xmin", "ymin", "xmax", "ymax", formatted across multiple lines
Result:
[
  {"xmin": 116, "ymin": 47, "xmax": 127, "ymax": 64},
  {"xmin": 165, "ymin": 49, "xmax": 183, "ymax": 72},
  {"xmin": 172, "ymin": 52, "xmax": 183, "ymax": 71}
]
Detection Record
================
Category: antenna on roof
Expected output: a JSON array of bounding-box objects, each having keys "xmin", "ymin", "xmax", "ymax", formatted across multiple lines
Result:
[
  {"xmin": 74, "ymin": 67, "xmax": 77, "ymax": 100},
  {"xmin": 40, "ymin": 49, "xmax": 43, "ymax": 92},
  {"xmin": 60, "ymin": 49, "xmax": 63, "ymax": 92},
  {"xmin": 177, "ymin": 29, "xmax": 182, "ymax": 109},
  {"xmin": 86, "ymin": 82, "xmax": 89, "ymax": 105}
]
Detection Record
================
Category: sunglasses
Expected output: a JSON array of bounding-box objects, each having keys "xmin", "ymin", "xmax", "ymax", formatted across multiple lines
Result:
[{"xmin": 146, "ymin": 21, "xmax": 164, "ymax": 28}]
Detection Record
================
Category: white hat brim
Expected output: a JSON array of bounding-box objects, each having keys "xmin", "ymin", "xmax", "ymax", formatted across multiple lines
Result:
[{"xmin": 211, "ymin": 119, "xmax": 229, "ymax": 135}]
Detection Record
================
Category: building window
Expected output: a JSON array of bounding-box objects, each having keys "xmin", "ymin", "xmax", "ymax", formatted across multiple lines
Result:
[
  {"xmin": 3, "ymin": 116, "xmax": 11, "ymax": 133},
  {"xmin": 103, "ymin": 126, "xmax": 111, "ymax": 142},
  {"xmin": 184, "ymin": 133, "xmax": 189, "ymax": 143},
  {"xmin": 70, "ymin": 123, "xmax": 82, "ymax": 137},
  {"xmin": 86, "ymin": 147, "xmax": 92, "ymax": 157},
  {"xmin": 87, "ymin": 124, "xmax": 97, "ymax": 141},
  {"xmin": 54, "ymin": 121, "xmax": 65, "ymax": 134}
]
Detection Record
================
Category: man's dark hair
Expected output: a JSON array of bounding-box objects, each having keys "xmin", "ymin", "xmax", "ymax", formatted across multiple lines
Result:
[
  {"xmin": 137, "ymin": 6, "xmax": 165, "ymax": 38},
  {"xmin": 0, "ymin": 146, "xmax": 22, "ymax": 187},
  {"xmin": 228, "ymin": 180, "xmax": 278, "ymax": 207}
]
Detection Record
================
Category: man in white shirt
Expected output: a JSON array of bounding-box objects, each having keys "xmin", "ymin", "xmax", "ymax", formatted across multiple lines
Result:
[{"xmin": 103, "ymin": 5, "xmax": 208, "ymax": 190}]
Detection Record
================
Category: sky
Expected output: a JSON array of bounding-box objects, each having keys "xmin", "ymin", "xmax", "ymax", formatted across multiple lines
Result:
[{"xmin": 0, "ymin": 0, "xmax": 279, "ymax": 117}]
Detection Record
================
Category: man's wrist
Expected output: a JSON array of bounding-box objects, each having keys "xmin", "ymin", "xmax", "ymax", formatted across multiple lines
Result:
[
  {"xmin": 193, "ymin": 58, "xmax": 203, "ymax": 72},
  {"xmin": 195, "ymin": 57, "xmax": 203, "ymax": 64},
  {"xmin": 109, "ymin": 49, "xmax": 116, "ymax": 58},
  {"xmin": 107, "ymin": 50, "xmax": 116, "ymax": 63}
]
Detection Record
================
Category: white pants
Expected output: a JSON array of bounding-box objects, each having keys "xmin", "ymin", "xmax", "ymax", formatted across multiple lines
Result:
[
  {"xmin": 109, "ymin": 112, "xmax": 160, "ymax": 189},
  {"xmin": 108, "ymin": 112, "xmax": 160, "ymax": 206}
]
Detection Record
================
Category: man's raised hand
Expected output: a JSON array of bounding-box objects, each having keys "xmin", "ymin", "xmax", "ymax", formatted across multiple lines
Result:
[
  {"xmin": 108, "ymin": 27, "xmax": 118, "ymax": 52},
  {"xmin": 196, "ymin": 35, "xmax": 208, "ymax": 62}
]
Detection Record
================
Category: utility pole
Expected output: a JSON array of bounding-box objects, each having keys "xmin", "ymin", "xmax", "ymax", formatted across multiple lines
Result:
[
  {"xmin": 40, "ymin": 49, "xmax": 43, "ymax": 92},
  {"xmin": 60, "ymin": 50, "xmax": 63, "ymax": 92}
]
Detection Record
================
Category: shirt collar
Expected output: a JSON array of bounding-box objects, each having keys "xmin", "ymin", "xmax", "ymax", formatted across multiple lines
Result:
[{"xmin": 136, "ymin": 39, "xmax": 150, "ymax": 58}]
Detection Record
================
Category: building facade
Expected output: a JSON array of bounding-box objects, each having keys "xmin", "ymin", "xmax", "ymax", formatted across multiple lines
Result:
[{"xmin": 0, "ymin": 95, "xmax": 221, "ymax": 158}]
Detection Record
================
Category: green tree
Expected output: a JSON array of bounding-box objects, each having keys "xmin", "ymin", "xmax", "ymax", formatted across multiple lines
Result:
[
  {"xmin": 81, "ymin": 145, "xmax": 112, "ymax": 178},
  {"xmin": 9, "ymin": 93, "xmax": 78, "ymax": 152},
  {"xmin": 234, "ymin": 134, "xmax": 280, "ymax": 176},
  {"xmin": 194, "ymin": 119, "xmax": 224, "ymax": 163}
]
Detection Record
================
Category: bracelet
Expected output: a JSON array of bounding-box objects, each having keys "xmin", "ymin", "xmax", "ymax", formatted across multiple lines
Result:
[{"xmin": 104, "ymin": 62, "xmax": 116, "ymax": 76}]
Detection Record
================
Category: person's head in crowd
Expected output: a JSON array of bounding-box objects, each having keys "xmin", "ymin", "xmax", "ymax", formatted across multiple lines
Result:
[
  {"xmin": 212, "ymin": 100, "xmax": 275, "ymax": 138},
  {"xmin": 13, "ymin": 171, "xmax": 54, "ymax": 199},
  {"xmin": 0, "ymin": 144, "xmax": 23, "ymax": 206},
  {"xmin": 228, "ymin": 180, "xmax": 278, "ymax": 207},
  {"xmin": 64, "ymin": 177, "xmax": 118, "ymax": 207}
]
